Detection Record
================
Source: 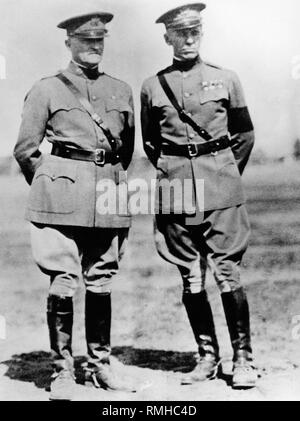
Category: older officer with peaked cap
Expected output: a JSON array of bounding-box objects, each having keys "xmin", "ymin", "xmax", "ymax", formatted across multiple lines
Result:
[
  {"xmin": 14, "ymin": 12, "xmax": 135, "ymax": 400},
  {"xmin": 141, "ymin": 3, "xmax": 257, "ymax": 388}
]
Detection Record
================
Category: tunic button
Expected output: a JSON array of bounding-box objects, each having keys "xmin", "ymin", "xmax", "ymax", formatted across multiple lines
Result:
[
  {"xmin": 189, "ymin": 133, "xmax": 195, "ymax": 139},
  {"xmin": 182, "ymin": 72, "xmax": 188, "ymax": 78},
  {"xmin": 184, "ymin": 92, "xmax": 191, "ymax": 98},
  {"xmin": 187, "ymin": 112, "xmax": 192, "ymax": 117},
  {"xmin": 111, "ymin": 95, "xmax": 116, "ymax": 100},
  {"xmin": 92, "ymin": 95, "xmax": 97, "ymax": 101}
]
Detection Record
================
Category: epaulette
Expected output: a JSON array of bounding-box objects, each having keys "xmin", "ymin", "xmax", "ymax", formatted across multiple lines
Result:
[
  {"xmin": 40, "ymin": 68, "xmax": 78, "ymax": 81},
  {"xmin": 39, "ymin": 73, "xmax": 58, "ymax": 82},
  {"xmin": 203, "ymin": 61, "xmax": 223, "ymax": 70},
  {"xmin": 102, "ymin": 73, "xmax": 128, "ymax": 85},
  {"xmin": 39, "ymin": 72, "xmax": 61, "ymax": 82}
]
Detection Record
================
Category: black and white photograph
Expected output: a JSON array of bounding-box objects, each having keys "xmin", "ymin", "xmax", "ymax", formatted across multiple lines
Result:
[{"xmin": 0, "ymin": 0, "xmax": 299, "ymax": 403}]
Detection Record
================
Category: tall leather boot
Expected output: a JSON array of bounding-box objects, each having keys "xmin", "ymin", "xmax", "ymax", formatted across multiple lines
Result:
[
  {"xmin": 47, "ymin": 295, "xmax": 76, "ymax": 400},
  {"xmin": 84, "ymin": 290, "xmax": 135, "ymax": 392},
  {"xmin": 85, "ymin": 290, "xmax": 111, "ymax": 363},
  {"xmin": 181, "ymin": 291, "xmax": 221, "ymax": 385},
  {"xmin": 221, "ymin": 288, "xmax": 257, "ymax": 388}
]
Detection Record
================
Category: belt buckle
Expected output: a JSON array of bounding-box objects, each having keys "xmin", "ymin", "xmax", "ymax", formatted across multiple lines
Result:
[
  {"xmin": 188, "ymin": 143, "xmax": 198, "ymax": 158},
  {"xmin": 94, "ymin": 148, "xmax": 105, "ymax": 165}
]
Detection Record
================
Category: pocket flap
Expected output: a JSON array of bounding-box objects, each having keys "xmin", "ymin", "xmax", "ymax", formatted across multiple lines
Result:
[
  {"xmin": 105, "ymin": 98, "xmax": 132, "ymax": 112},
  {"xmin": 35, "ymin": 161, "xmax": 77, "ymax": 182},
  {"xmin": 50, "ymin": 95, "xmax": 84, "ymax": 114},
  {"xmin": 29, "ymin": 158, "xmax": 77, "ymax": 214},
  {"xmin": 200, "ymin": 88, "xmax": 229, "ymax": 104}
]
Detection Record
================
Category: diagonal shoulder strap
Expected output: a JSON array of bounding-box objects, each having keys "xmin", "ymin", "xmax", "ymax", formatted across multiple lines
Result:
[
  {"xmin": 158, "ymin": 73, "xmax": 213, "ymax": 142},
  {"xmin": 56, "ymin": 72, "xmax": 117, "ymax": 151}
]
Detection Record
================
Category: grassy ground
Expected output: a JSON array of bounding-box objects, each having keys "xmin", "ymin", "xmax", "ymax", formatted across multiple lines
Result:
[{"xmin": 0, "ymin": 161, "xmax": 300, "ymax": 400}]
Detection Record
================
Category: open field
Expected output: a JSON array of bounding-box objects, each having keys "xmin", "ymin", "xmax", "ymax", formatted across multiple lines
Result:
[{"xmin": 0, "ymin": 161, "xmax": 300, "ymax": 400}]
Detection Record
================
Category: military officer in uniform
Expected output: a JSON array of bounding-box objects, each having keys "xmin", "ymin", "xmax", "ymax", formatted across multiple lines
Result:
[
  {"xmin": 141, "ymin": 3, "xmax": 257, "ymax": 388},
  {"xmin": 14, "ymin": 12, "xmax": 135, "ymax": 400}
]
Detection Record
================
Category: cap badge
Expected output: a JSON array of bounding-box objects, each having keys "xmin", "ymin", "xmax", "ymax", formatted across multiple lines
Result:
[{"xmin": 90, "ymin": 18, "xmax": 100, "ymax": 27}]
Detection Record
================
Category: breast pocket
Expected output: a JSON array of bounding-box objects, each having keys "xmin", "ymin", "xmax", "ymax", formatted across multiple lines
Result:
[
  {"xmin": 105, "ymin": 99, "xmax": 132, "ymax": 117},
  {"xmin": 199, "ymin": 88, "xmax": 229, "ymax": 105},
  {"xmin": 105, "ymin": 99, "xmax": 132, "ymax": 134},
  {"xmin": 50, "ymin": 101, "xmax": 88, "ymax": 136},
  {"xmin": 28, "ymin": 159, "xmax": 77, "ymax": 214}
]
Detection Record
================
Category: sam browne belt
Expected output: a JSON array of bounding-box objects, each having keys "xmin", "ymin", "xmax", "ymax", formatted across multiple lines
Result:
[
  {"xmin": 161, "ymin": 136, "xmax": 230, "ymax": 158},
  {"xmin": 51, "ymin": 143, "xmax": 120, "ymax": 165}
]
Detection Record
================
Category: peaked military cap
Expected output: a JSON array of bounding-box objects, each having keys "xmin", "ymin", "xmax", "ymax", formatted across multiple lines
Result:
[
  {"xmin": 57, "ymin": 12, "xmax": 113, "ymax": 38},
  {"xmin": 156, "ymin": 3, "xmax": 206, "ymax": 30}
]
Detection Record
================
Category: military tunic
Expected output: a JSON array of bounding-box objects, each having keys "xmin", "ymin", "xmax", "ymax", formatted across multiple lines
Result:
[
  {"xmin": 14, "ymin": 61, "xmax": 135, "ymax": 296},
  {"xmin": 15, "ymin": 61, "xmax": 134, "ymax": 228},
  {"xmin": 141, "ymin": 57, "xmax": 254, "ymax": 214},
  {"xmin": 141, "ymin": 57, "xmax": 254, "ymax": 292}
]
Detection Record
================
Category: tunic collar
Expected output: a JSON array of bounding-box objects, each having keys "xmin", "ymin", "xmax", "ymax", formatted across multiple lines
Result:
[
  {"xmin": 67, "ymin": 60, "xmax": 102, "ymax": 80},
  {"xmin": 172, "ymin": 55, "xmax": 202, "ymax": 71}
]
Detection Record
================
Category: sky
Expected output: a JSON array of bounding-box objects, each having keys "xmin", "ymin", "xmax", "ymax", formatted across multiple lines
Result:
[{"xmin": 0, "ymin": 0, "xmax": 300, "ymax": 157}]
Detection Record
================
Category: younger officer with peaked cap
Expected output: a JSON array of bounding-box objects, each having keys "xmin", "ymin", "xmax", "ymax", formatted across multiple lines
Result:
[
  {"xmin": 14, "ymin": 12, "xmax": 135, "ymax": 400},
  {"xmin": 141, "ymin": 3, "xmax": 257, "ymax": 388}
]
